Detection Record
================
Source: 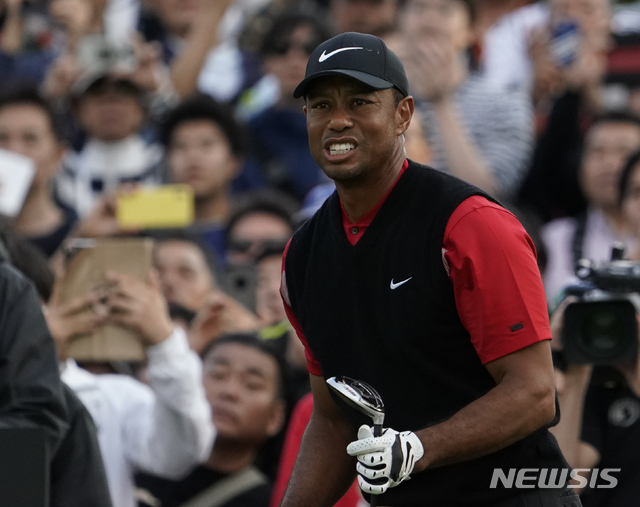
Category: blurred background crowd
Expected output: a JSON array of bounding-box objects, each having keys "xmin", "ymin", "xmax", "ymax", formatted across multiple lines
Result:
[{"xmin": 3, "ymin": 0, "xmax": 640, "ymax": 504}]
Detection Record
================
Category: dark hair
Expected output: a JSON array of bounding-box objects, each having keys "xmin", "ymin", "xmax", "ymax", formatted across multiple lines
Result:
[
  {"xmin": 0, "ymin": 84, "xmax": 64, "ymax": 142},
  {"xmin": 618, "ymin": 148, "xmax": 640, "ymax": 208},
  {"xmin": 145, "ymin": 229, "xmax": 219, "ymax": 279},
  {"xmin": 159, "ymin": 94, "xmax": 246, "ymax": 158},
  {"xmin": 260, "ymin": 9, "xmax": 334, "ymax": 58},
  {"xmin": 392, "ymin": 88, "xmax": 405, "ymax": 107},
  {"xmin": 0, "ymin": 217, "xmax": 55, "ymax": 301},
  {"xmin": 589, "ymin": 110, "xmax": 640, "ymax": 133},
  {"xmin": 201, "ymin": 332, "xmax": 289, "ymax": 403},
  {"xmin": 225, "ymin": 190, "xmax": 299, "ymax": 244}
]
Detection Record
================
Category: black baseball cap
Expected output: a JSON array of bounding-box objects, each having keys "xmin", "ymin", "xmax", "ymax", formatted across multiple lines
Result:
[{"xmin": 293, "ymin": 32, "xmax": 409, "ymax": 99}]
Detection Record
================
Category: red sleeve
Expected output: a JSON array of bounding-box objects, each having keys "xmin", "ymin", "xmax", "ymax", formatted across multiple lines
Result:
[
  {"xmin": 443, "ymin": 196, "xmax": 552, "ymax": 364},
  {"xmin": 280, "ymin": 239, "xmax": 322, "ymax": 376}
]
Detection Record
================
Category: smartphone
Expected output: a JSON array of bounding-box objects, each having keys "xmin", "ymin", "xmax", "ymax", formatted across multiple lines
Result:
[
  {"xmin": 116, "ymin": 185, "xmax": 195, "ymax": 230},
  {"xmin": 0, "ymin": 148, "xmax": 35, "ymax": 217},
  {"xmin": 76, "ymin": 34, "xmax": 138, "ymax": 74},
  {"xmin": 58, "ymin": 237, "xmax": 155, "ymax": 361},
  {"xmin": 220, "ymin": 264, "xmax": 257, "ymax": 313},
  {"xmin": 549, "ymin": 20, "xmax": 581, "ymax": 67}
]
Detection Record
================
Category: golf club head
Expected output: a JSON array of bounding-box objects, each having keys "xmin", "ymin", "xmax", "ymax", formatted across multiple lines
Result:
[{"xmin": 326, "ymin": 376, "xmax": 385, "ymax": 428}]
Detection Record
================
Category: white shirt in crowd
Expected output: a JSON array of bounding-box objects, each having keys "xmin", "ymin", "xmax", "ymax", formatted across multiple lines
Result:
[
  {"xmin": 541, "ymin": 208, "xmax": 636, "ymax": 306},
  {"xmin": 56, "ymin": 135, "xmax": 163, "ymax": 218},
  {"xmin": 481, "ymin": 2, "xmax": 548, "ymax": 94},
  {"xmin": 61, "ymin": 327, "xmax": 215, "ymax": 507}
]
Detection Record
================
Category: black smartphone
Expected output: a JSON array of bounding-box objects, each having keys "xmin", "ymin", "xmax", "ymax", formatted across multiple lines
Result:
[{"xmin": 220, "ymin": 263, "xmax": 257, "ymax": 313}]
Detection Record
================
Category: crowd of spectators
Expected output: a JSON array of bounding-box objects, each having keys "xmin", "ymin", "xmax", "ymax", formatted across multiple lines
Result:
[{"xmin": 4, "ymin": 0, "xmax": 640, "ymax": 505}]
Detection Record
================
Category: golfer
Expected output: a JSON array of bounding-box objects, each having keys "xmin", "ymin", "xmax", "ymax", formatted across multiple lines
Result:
[{"xmin": 280, "ymin": 32, "xmax": 579, "ymax": 507}]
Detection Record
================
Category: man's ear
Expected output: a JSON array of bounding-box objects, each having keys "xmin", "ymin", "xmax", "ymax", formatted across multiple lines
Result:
[
  {"xmin": 265, "ymin": 399, "xmax": 286, "ymax": 438},
  {"xmin": 303, "ymin": 103, "xmax": 308, "ymax": 118},
  {"xmin": 396, "ymin": 96, "xmax": 415, "ymax": 136}
]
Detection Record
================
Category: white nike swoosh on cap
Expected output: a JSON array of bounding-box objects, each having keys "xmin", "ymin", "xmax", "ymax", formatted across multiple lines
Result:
[{"xmin": 318, "ymin": 47, "xmax": 364, "ymax": 62}]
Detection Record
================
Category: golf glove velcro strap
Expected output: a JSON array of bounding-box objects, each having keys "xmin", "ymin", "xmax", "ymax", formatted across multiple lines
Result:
[{"xmin": 346, "ymin": 425, "xmax": 424, "ymax": 495}]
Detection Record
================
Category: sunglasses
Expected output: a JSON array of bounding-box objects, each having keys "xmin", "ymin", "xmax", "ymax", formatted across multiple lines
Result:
[
  {"xmin": 227, "ymin": 238, "xmax": 289, "ymax": 255},
  {"xmin": 270, "ymin": 39, "xmax": 320, "ymax": 56}
]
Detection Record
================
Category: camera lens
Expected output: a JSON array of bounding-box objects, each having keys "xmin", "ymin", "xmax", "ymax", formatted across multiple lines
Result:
[
  {"xmin": 562, "ymin": 299, "xmax": 638, "ymax": 364},
  {"xmin": 581, "ymin": 310, "xmax": 625, "ymax": 355}
]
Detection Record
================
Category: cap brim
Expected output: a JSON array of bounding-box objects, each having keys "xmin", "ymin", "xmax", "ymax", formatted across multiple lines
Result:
[{"xmin": 293, "ymin": 69, "xmax": 395, "ymax": 98}]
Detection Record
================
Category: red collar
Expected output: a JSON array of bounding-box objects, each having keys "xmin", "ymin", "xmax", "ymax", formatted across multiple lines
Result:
[{"xmin": 340, "ymin": 159, "xmax": 408, "ymax": 245}]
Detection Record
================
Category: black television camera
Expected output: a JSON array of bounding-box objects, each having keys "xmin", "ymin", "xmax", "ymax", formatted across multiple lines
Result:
[{"xmin": 561, "ymin": 244, "xmax": 640, "ymax": 365}]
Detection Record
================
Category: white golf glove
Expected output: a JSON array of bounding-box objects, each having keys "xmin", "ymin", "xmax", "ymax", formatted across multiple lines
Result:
[{"xmin": 346, "ymin": 424, "xmax": 424, "ymax": 495}]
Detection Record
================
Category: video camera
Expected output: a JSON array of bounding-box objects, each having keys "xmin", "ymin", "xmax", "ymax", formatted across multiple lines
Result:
[{"xmin": 561, "ymin": 244, "xmax": 640, "ymax": 365}]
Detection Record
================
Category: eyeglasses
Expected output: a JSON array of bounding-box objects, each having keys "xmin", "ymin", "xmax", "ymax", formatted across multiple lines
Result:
[{"xmin": 270, "ymin": 39, "xmax": 319, "ymax": 56}]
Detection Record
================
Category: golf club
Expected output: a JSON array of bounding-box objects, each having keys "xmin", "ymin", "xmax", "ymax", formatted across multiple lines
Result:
[{"xmin": 326, "ymin": 376, "xmax": 385, "ymax": 507}]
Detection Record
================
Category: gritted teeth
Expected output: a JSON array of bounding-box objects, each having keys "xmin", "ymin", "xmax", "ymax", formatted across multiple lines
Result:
[{"xmin": 329, "ymin": 143, "xmax": 356, "ymax": 155}]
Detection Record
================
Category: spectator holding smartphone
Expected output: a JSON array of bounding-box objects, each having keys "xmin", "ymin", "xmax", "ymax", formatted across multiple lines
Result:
[{"xmin": 46, "ymin": 264, "xmax": 215, "ymax": 507}]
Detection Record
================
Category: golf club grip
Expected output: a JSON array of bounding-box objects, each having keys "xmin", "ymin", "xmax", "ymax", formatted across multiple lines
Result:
[{"xmin": 369, "ymin": 424, "xmax": 384, "ymax": 507}]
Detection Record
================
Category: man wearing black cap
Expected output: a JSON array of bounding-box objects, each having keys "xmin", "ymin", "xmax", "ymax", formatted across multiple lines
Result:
[{"xmin": 280, "ymin": 33, "xmax": 579, "ymax": 506}]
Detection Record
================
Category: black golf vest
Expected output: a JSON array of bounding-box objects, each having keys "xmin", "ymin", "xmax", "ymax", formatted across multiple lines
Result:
[{"xmin": 285, "ymin": 160, "xmax": 567, "ymax": 505}]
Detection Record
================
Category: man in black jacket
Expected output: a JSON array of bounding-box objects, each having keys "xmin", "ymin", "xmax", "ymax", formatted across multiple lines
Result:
[
  {"xmin": 0, "ymin": 231, "xmax": 112, "ymax": 507},
  {"xmin": 279, "ymin": 32, "xmax": 578, "ymax": 507}
]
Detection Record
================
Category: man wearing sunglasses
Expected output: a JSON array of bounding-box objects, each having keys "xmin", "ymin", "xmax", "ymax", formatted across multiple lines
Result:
[{"xmin": 244, "ymin": 11, "xmax": 334, "ymax": 202}]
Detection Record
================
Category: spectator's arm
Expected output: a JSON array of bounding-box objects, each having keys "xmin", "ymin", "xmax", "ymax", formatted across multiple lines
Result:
[
  {"xmin": 550, "ymin": 365, "xmax": 599, "ymax": 470},
  {"xmin": 0, "ymin": 0, "xmax": 24, "ymax": 54},
  {"xmin": 106, "ymin": 271, "xmax": 215, "ymax": 477},
  {"xmin": 470, "ymin": 90, "xmax": 534, "ymax": 198},
  {"xmin": 547, "ymin": 306, "xmax": 600, "ymax": 471},
  {"xmin": 121, "ymin": 326, "xmax": 215, "ymax": 478},
  {"xmin": 170, "ymin": 0, "xmax": 233, "ymax": 98},
  {"xmin": 404, "ymin": 36, "xmax": 498, "ymax": 195},
  {"xmin": 430, "ymin": 96, "xmax": 498, "ymax": 195}
]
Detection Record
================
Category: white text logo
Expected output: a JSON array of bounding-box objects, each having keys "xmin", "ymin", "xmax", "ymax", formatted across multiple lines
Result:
[{"xmin": 490, "ymin": 468, "xmax": 620, "ymax": 489}]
